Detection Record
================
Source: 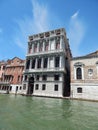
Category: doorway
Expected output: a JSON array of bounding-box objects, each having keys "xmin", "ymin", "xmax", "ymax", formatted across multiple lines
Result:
[{"xmin": 27, "ymin": 77, "xmax": 34, "ymax": 95}]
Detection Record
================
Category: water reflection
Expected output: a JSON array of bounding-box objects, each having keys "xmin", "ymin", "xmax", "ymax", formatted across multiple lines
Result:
[
  {"xmin": 30, "ymin": 97, "xmax": 73, "ymax": 120},
  {"xmin": 0, "ymin": 95, "xmax": 98, "ymax": 130}
]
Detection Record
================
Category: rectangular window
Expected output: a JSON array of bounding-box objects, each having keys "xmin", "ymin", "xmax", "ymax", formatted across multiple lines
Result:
[
  {"xmin": 36, "ymin": 75, "xmax": 40, "ymax": 81},
  {"xmin": 32, "ymin": 59, "xmax": 36, "ymax": 69},
  {"xmin": 28, "ymin": 46, "xmax": 32, "ymax": 54},
  {"xmin": 37, "ymin": 58, "xmax": 41, "ymax": 68},
  {"xmin": 45, "ymin": 43, "xmax": 49, "ymax": 51},
  {"xmin": 39, "ymin": 43, "xmax": 43, "ymax": 52},
  {"xmin": 55, "ymin": 57, "xmax": 60, "ymax": 67},
  {"xmin": 16, "ymin": 86, "xmax": 18, "ymax": 91},
  {"xmin": 54, "ymin": 85, "xmax": 58, "ymax": 91},
  {"xmin": 56, "ymin": 42, "xmax": 60, "ymax": 49},
  {"xmin": 77, "ymin": 88, "xmax": 82, "ymax": 93},
  {"xmin": 26, "ymin": 60, "xmax": 30, "ymax": 69},
  {"xmin": 35, "ymin": 84, "xmax": 39, "ymax": 90},
  {"xmin": 54, "ymin": 75, "xmax": 59, "ymax": 81},
  {"xmin": 10, "ymin": 86, "xmax": 12, "ymax": 91},
  {"xmin": 42, "ymin": 84, "xmax": 46, "ymax": 90},
  {"xmin": 24, "ymin": 75, "xmax": 27, "ymax": 81},
  {"xmin": 34, "ymin": 44, "xmax": 37, "ymax": 52},
  {"xmin": 20, "ymin": 86, "xmax": 22, "ymax": 90},
  {"xmin": 23, "ymin": 84, "xmax": 26, "ymax": 90},
  {"xmin": 42, "ymin": 75, "xmax": 47, "ymax": 81},
  {"xmin": 17, "ymin": 75, "xmax": 20, "ymax": 82},
  {"xmin": 43, "ymin": 58, "xmax": 48, "ymax": 68}
]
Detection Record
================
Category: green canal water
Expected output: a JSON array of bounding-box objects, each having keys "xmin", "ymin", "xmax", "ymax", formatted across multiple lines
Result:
[{"xmin": 0, "ymin": 95, "xmax": 98, "ymax": 130}]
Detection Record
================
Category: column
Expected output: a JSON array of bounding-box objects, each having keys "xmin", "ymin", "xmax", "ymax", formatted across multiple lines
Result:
[
  {"xmin": 61, "ymin": 55, "xmax": 65, "ymax": 68},
  {"xmin": 53, "ymin": 56, "xmax": 55, "ymax": 68},
  {"xmin": 74, "ymin": 67, "xmax": 76, "ymax": 80},
  {"xmin": 43, "ymin": 40, "xmax": 45, "ymax": 52},
  {"xmin": 35, "ymin": 58, "xmax": 38, "ymax": 69},
  {"xmin": 82, "ymin": 67, "xmax": 84, "ymax": 80},
  {"xmin": 37, "ymin": 41, "xmax": 39, "ymax": 53},
  {"xmin": 32, "ymin": 43, "xmax": 34, "ymax": 53},
  {"xmin": 60, "ymin": 55, "xmax": 62, "ymax": 68},
  {"xmin": 29, "ymin": 58, "xmax": 32, "ymax": 69},
  {"xmin": 60, "ymin": 36, "xmax": 62, "ymax": 49},
  {"xmin": 48, "ymin": 57, "xmax": 50, "ymax": 68},
  {"xmin": 41, "ymin": 57, "xmax": 43, "ymax": 69},
  {"xmin": 49, "ymin": 39, "xmax": 51, "ymax": 51},
  {"xmin": 54, "ymin": 38, "xmax": 56, "ymax": 50}
]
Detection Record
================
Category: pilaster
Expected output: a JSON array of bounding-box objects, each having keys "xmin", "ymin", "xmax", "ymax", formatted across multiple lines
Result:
[{"xmin": 35, "ymin": 58, "xmax": 38, "ymax": 69}]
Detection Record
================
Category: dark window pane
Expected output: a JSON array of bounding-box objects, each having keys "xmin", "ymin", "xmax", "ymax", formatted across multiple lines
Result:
[
  {"xmin": 32, "ymin": 59, "xmax": 36, "ymax": 69},
  {"xmin": 42, "ymin": 75, "xmax": 47, "ymax": 81},
  {"xmin": 35, "ymin": 84, "xmax": 39, "ymax": 90},
  {"xmin": 42, "ymin": 84, "xmax": 46, "ymax": 90},
  {"xmin": 55, "ymin": 57, "xmax": 59, "ymax": 67},
  {"xmin": 37, "ymin": 58, "xmax": 41, "ymax": 68},
  {"xmin": 43, "ymin": 58, "xmax": 48, "ymax": 68},
  {"xmin": 76, "ymin": 68, "xmax": 82, "ymax": 79},
  {"xmin": 26, "ymin": 60, "xmax": 30, "ymax": 69},
  {"xmin": 77, "ymin": 87, "xmax": 82, "ymax": 93},
  {"xmin": 54, "ymin": 75, "xmax": 59, "ymax": 81},
  {"xmin": 54, "ymin": 85, "xmax": 58, "ymax": 91}
]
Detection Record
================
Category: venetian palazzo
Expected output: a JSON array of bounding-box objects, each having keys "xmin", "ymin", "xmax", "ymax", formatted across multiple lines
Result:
[{"xmin": 22, "ymin": 28, "xmax": 72, "ymax": 97}]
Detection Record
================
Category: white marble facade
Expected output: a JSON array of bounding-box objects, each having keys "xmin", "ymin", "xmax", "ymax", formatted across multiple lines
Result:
[{"xmin": 22, "ymin": 28, "xmax": 71, "ymax": 97}]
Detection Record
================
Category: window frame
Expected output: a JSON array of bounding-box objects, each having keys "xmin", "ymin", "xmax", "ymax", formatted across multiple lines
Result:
[
  {"xmin": 77, "ymin": 87, "xmax": 82, "ymax": 93},
  {"xmin": 54, "ymin": 84, "xmax": 58, "ymax": 91},
  {"xmin": 42, "ymin": 84, "xmax": 46, "ymax": 90},
  {"xmin": 76, "ymin": 67, "xmax": 82, "ymax": 79}
]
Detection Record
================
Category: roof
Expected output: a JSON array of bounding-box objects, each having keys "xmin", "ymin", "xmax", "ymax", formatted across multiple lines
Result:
[{"xmin": 71, "ymin": 50, "xmax": 98, "ymax": 60}]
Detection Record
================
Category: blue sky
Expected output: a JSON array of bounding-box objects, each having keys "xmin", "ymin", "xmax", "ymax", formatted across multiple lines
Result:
[{"xmin": 0, "ymin": 0, "xmax": 98, "ymax": 60}]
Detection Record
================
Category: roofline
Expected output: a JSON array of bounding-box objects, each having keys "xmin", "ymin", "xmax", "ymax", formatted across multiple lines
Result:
[{"xmin": 71, "ymin": 55, "xmax": 98, "ymax": 61}]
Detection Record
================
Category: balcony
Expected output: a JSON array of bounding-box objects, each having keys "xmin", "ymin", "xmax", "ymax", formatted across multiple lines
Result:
[
  {"xmin": 23, "ymin": 67, "xmax": 66, "ymax": 74},
  {"xmin": 26, "ymin": 49, "xmax": 66, "ymax": 57}
]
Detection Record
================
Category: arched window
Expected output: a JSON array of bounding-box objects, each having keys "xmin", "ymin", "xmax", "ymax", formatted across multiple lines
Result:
[{"xmin": 76, "ymin": 67, "xmax": 82, "ymax": 79}]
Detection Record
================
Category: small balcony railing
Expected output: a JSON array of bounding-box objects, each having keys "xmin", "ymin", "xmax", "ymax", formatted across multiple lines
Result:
[
  {"xmin": 23, "ymin": 67, "xmax": 66, "ymax": 74},
  {"xmin": 26, "ymin": 49, "xmax": 66, "ymax": 57}
]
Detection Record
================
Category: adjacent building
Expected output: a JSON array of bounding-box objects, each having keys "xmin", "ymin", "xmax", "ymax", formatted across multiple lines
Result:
[
  {"xmin": 0, "ymin": 61, "xmax": 6, "ymax": 81},
  {"xmin": 0, "ymin": 61, "xmax": 10, "ymax": 94},
  {"xmin": 22, "ymin": 28, "xmax": 72, "ymax": 97},
  {"xmin": 71, "ymin": 51, "xmax": 98, "ymax": 101},
  {"xmin": 0, "ymin": 57, "xmax": 25, "ymax": 94}
]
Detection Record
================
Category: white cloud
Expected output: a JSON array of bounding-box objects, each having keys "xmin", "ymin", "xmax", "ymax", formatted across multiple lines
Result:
[
  {"xmin": 68, "ymin": 11, "xmax": 85, "ymax": 56},
  {"xmin": 14, "ymin": 0, "xmax": 49, "ymax": 52},
  {"xmin": 32, "ymin": 0, "xmax": 49, "ymax": 33},
  {"xmin": 71, "ymin": 10, "xmax": 79, "ymax": 19}
]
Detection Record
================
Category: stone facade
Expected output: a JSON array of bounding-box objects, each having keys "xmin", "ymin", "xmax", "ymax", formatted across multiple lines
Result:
[
  {"xmin": 0, "ymin": 57, "xmax": 25, "ymax": 94},
  {"xmin": 71, "ymin": 51, "xmax": 98, "ymax": 101},
  {"xmin": 0, "ymin": 61, "xmax": 6, "ymax": 81},
  {"xmin": 22, "ymin": 28, "xmax": 72, "ymax": 97}
]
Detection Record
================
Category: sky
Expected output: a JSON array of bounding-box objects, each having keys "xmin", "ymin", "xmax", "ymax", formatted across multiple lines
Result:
[{"xmin": 0, "ymin": 0, "xmax": 98, "ymax": 60}]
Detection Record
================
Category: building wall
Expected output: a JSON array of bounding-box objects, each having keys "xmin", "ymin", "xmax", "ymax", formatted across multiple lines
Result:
[
  {"xmin": 71, "ymin": 84, "xmax": 98, "ymax": 100},
  {"xmin": 71, "ymin": 57, "xmax": 98, "ymax": 83},
  {"xmin": 2, "ymin": 57, "xmax": 25, "ymax": 94},
  {"xmin": 71, "ymin": 56, "xmax": 98, "ymax": 100},
  {"xmin": 22, "ymin": 28, "xmax": 72, "ymax": 97},
  {"xmin": 4, "ymin": 57, "xmax": 24, "ymax": 85},
  {"xmin": 9, "ymin": 84, "xmax": 22, "ymax": 94},
  {"xmin": 0, "ymin": 62, "xmax": 6, "ymax": 81}
]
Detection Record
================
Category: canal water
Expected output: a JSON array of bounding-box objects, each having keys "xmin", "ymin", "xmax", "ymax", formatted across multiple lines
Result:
[{"xmin": 0, "ymin": 95, "xmax": 98, "ymax": 130}]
